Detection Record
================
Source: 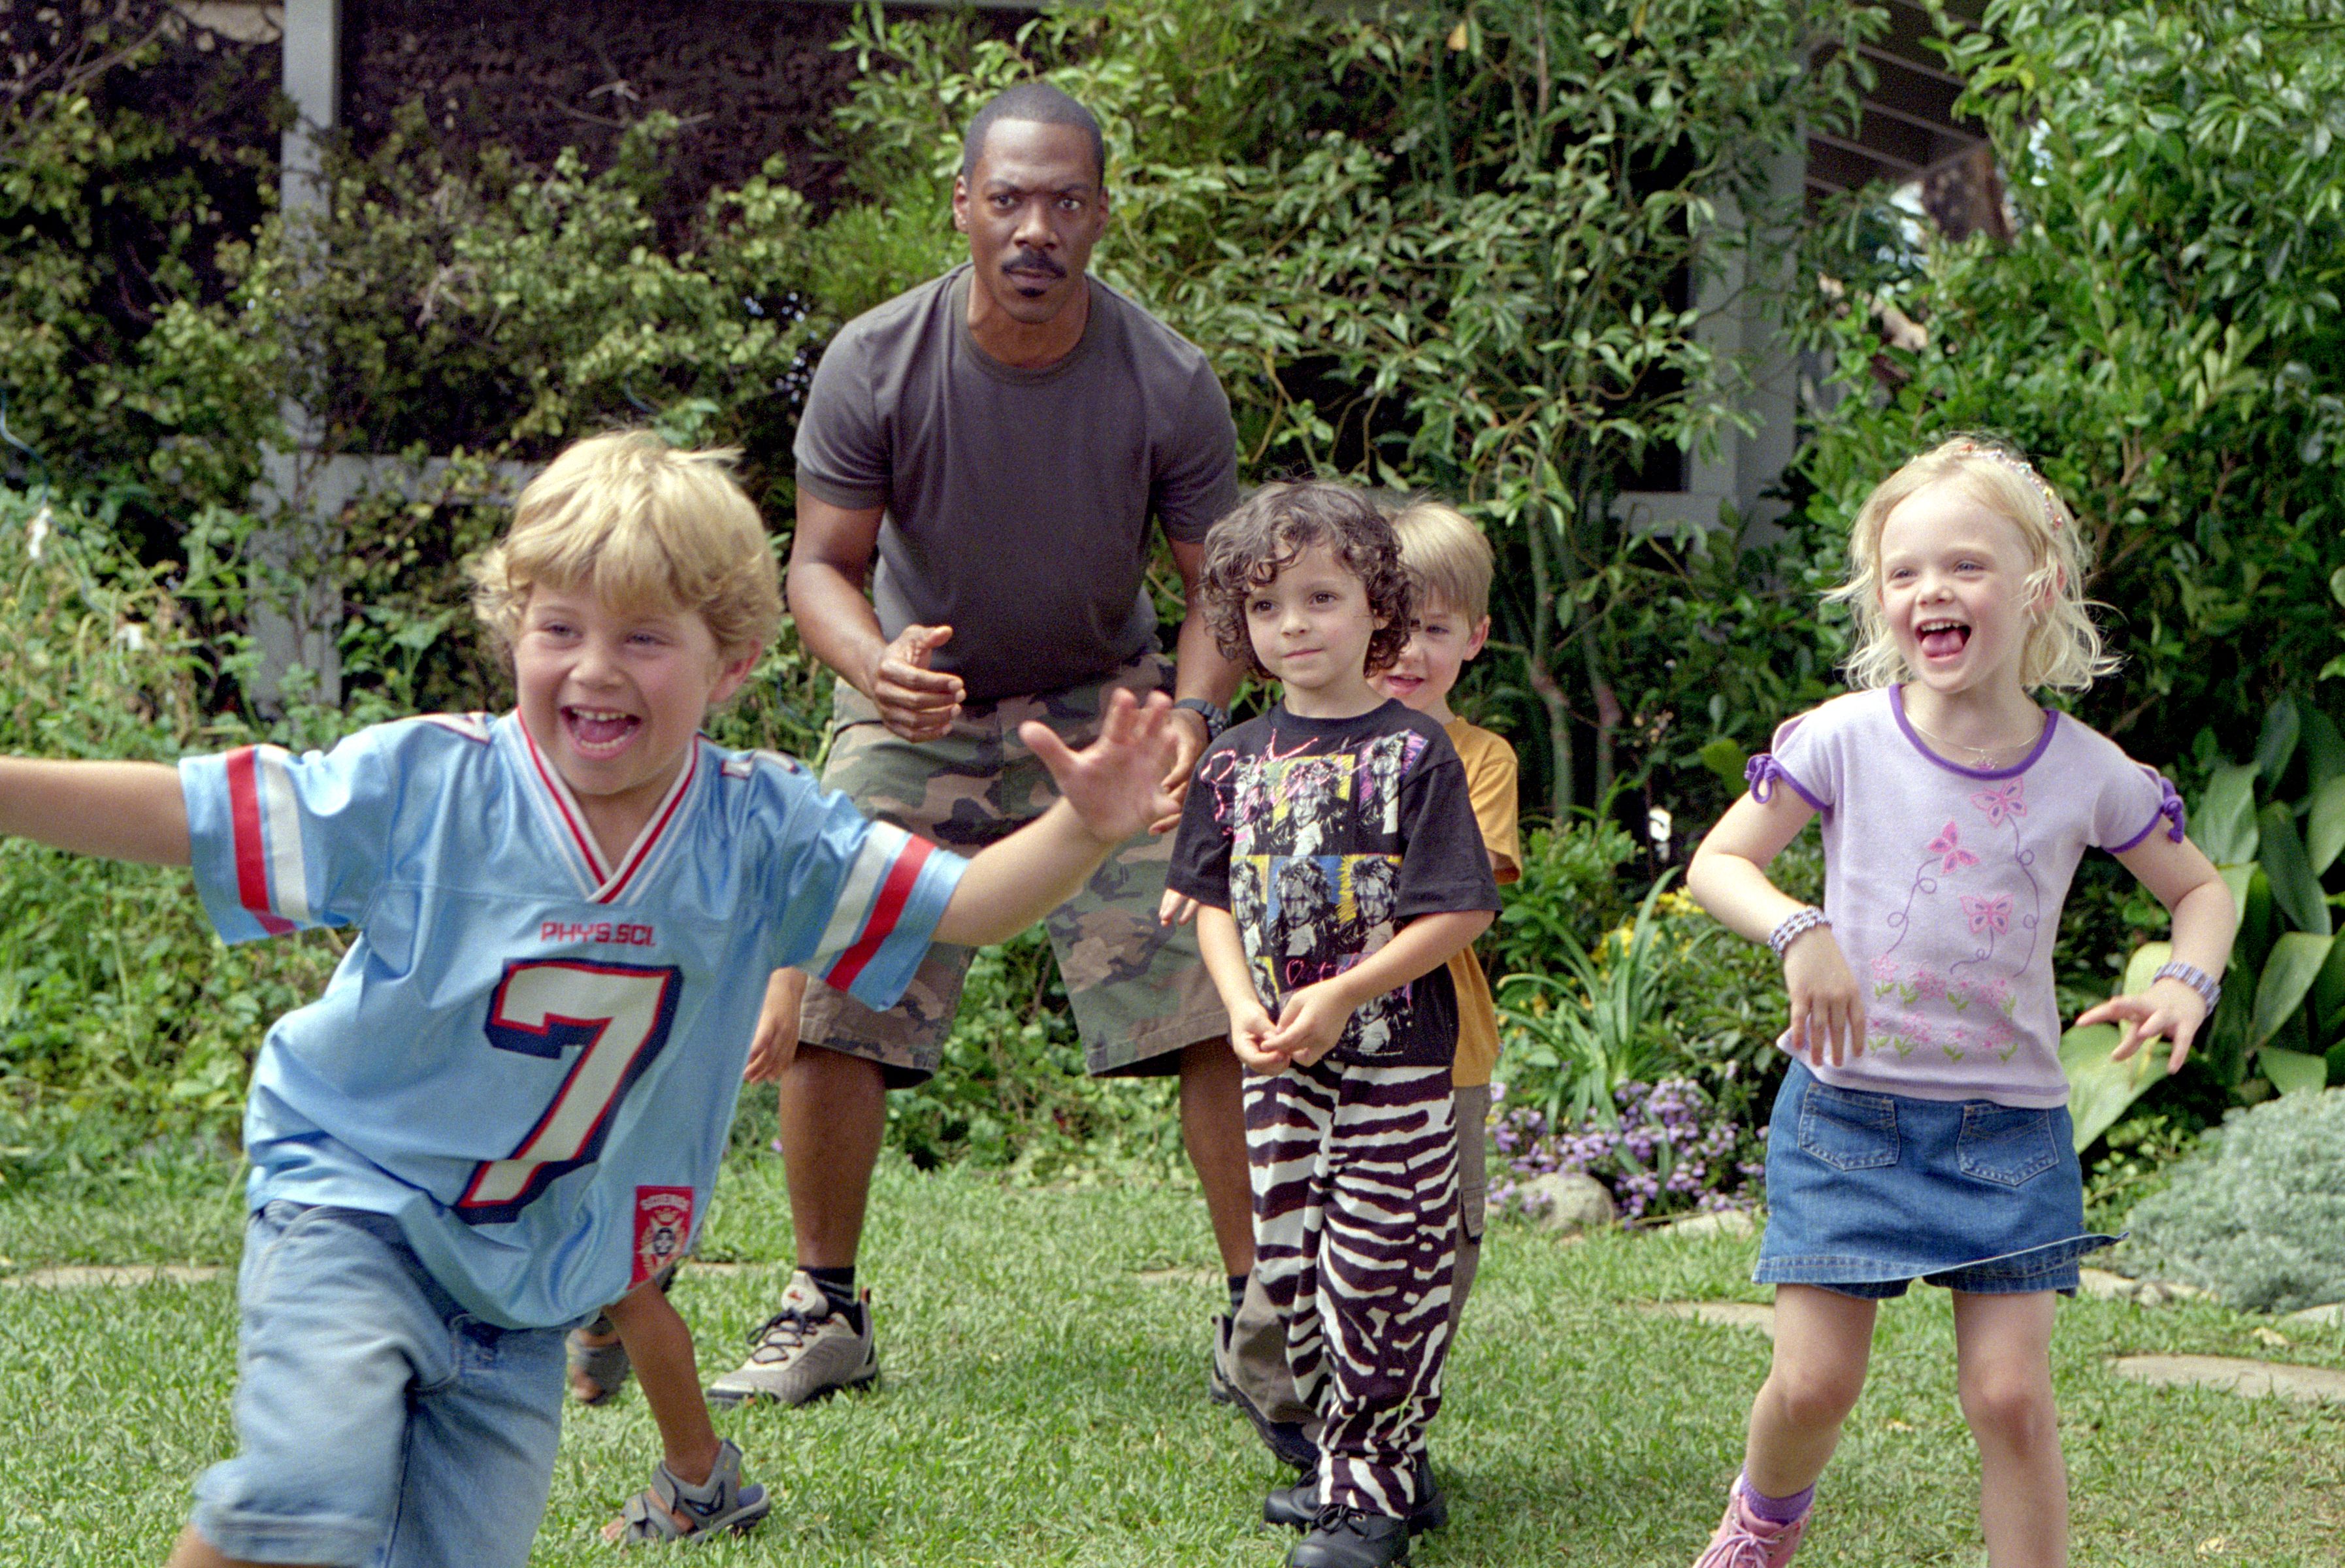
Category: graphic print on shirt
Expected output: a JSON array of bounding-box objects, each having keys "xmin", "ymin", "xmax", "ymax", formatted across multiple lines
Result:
[
  {"xmin": 1207, "ymin": 728, "xmax": 1430, "ymax": 1060},
  {"xmin": 456, "ymin": 958, "xmax": 684, "ymax": 1225},
  {"xmin": 1869, "ymin": 776, "xmax": 2041, "ymax": 1064}
]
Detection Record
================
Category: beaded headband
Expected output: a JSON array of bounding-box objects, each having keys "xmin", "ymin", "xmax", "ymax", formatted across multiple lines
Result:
[{"xmin": 1950, "ymin": 439, "xmax": 2064, "ymax": 531}]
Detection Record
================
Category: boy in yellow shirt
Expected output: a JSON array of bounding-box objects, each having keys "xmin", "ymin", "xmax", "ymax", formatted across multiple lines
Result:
[{"xmin": 1226, "ymin": 498, "xmax": 1520, "ymax": 1535}]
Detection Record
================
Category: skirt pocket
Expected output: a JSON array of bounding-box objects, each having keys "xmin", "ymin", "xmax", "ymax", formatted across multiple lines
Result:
[
  {"xmin": 1956, "ymin": 1103, "xmax": 2060, "ymax": 1187},
  {"xmin": 1796, "ymin": 1083, "xmax": 1901, "ymax": 1171}
]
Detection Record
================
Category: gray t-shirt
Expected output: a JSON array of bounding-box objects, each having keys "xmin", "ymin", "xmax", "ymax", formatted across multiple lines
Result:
[{"xmin": 793, "ymin": 265, "xmax": 1240, "ymax": 704}]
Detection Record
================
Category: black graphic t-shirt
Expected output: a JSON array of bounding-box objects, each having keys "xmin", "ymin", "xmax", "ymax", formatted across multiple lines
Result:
[{"xmin": 1167, "ymin": 700, "xmax": 1501, "ymax": 1068}]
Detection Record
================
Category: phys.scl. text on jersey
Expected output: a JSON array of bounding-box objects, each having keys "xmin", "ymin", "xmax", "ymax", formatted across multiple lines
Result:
[{"xmin": 178, "ymin": 712, "xmax": 966, "ymax": 1329}]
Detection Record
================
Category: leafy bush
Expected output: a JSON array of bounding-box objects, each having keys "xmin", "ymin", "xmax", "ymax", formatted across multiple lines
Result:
[
  {"xmin": 0, "ymin": 488, "xmax": 346, "ymax": 1179},
  {"xmin": 2123, "ymin": 1088, "xmax": 2345, "ymax": 1313},
  {"xmin": 881, "ymin": 927, "xmax": 1181, "ymax": 1177},
  {"xmin": 1799, "ymin": 0, "xmax": 2345, "ymax": 757},
  {"xmin": 826, "ymin": 0, "xmax": 1877, "ymax": 819}
]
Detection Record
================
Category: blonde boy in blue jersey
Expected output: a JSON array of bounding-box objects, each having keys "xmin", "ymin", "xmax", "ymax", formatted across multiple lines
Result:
[{"xmin": 0, "ymin": 430, "xmax": 1180, "ymax": 1568}]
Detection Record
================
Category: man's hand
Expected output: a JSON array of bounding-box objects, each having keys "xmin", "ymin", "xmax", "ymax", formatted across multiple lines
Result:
[
  {"xmin": 865, "ymin": 624, "xmax": 964, "ymax": 741},
  {"xmin": 1158, "ymin": 888, "xmax": 1201, "ymax": 928},
  {"xmin": 1020, "ymin": 689, "xmax": 1180, "ymax": 849}
]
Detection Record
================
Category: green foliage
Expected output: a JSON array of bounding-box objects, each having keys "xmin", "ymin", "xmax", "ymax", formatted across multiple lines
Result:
[
  {"xmin": 882, "ymin": 927, "xmax": 1180, "ymax": 1177},
  {"xmin": 1493, "ymin": 838, "xmax": 1817, "ymax": 1131},
  {"xmin": 248, "ymin": 107, "xmax": 828, "ymax": 489},
  {"xmin": 826, "ymin": 0, "xmax": 1875, "ymax": 817},
  {"xmin": 1498, "ymin": 874, "xmax": 1688, "ymax": 1124},
  {"xmin": 2174, "ymin": 696, "xmax": 2345, "ymax": 1098},
  {"xmin": 1799, "ymin": 0, "xmax": 2345, "ymax": 750},
  {"xmin": 0, "ymin": 488, "xmax": 342, "ymax": 1179},
  {"xmin": 2082, "ymin": 1108, "xmax": 2203, "ymax": 1235},
  {"xmin": 0, "ymin": 22, "xmax": 277, "ymax": 512},
  {"xmin": 2124, "ymin": 1087, "xmax": 2345, "ymax": 1313}
]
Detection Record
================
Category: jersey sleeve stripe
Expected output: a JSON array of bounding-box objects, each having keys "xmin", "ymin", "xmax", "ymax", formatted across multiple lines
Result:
[
  {"xmin": 224, "ymin": 747, "xmax": 297, "ymax": 936},
  {"xmin": 821, "ymin": 834, "xmax": 936, "ymax": 993},
  {"xmin": 255, "ymin": 746, "xmax": 314, "ymax": 925},
  {"xmin": 807, "ymin": 821, "xmax": 906, "ymax": 967}
]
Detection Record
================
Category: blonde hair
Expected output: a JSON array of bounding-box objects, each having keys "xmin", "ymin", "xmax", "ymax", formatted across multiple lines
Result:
[
  {"xmin": 468, "ymin": 431, "xmax": 781, "ymax": 662},
  {"xmin": 1388, "ymin": 498, "xmax": 1493, "ymax": 623},
  {"xmin": 1829, "ymin": 436, "xmax": 2116, "ymax": 694}
]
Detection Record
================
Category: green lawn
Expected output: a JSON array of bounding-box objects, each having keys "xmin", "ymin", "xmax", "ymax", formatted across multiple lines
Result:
[{"xmin": 1, "ymin": 1147, "xmax": 2340, "ymax": 1567}]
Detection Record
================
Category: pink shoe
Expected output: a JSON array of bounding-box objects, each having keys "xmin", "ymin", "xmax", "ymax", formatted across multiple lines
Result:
[{"xmin": 1692, "ymin": 1490, "xmax": 1808, "ymax": 1568}]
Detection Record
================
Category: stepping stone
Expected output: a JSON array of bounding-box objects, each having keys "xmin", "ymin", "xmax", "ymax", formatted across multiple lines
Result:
[
  {"xmin": 2109, "ymin": 1354, "xmax": 2345, "ymax": 1405},
  {"xmin": 2076, "ymin": 1268, "xmax": 2210, "ymax": 1305},
  {"xmin": 1645, "ymin": 1300, "xmax": 1777, "ymax": 1335},
  {"xmin": 1, "ymin": 1264, "xmax": 223, "ymax": 1289},
  {"xmin": 2285, "ymin": 1301, "xmax": 2345, "ymax": 1328},
  {"xmin": 1660, "ymin": 1209, "xmax": 1757, "ymax": 1240},
  {"xmin": 1134, "ymin": 1266, "xmax": 1221, "ymax": 1288}
]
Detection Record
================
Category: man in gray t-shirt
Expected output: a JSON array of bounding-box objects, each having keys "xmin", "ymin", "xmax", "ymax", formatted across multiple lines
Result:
[{"xmin": 700, "ymin": 84, "xmax": 1258, "ymax": 1415}]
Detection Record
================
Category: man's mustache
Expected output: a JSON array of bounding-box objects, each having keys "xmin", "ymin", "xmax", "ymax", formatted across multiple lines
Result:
[{"xmin": 1003, "ymin": 252, "xmax": 1066, "ymax": 279}]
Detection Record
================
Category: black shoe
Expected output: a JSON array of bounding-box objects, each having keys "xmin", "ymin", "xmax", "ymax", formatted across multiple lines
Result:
[
  {"xmin": 1287, "ymin": 1505, "xmax": 1410, "ymax": 1568},
  {"xmin": 1264, "ymin": 1454, "xmax": 1447, "ymax": 1535},
  {"xmin": 1226, "ymin": 1372, "xmax": 1319, "ymax": 1473},
  {"xmin": 1209, "ymin": 1312, "xmax": 1237, "ymax": 1405}
]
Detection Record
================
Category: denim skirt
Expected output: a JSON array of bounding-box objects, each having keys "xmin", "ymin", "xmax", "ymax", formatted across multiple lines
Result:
[{"xmin": 1753, "ymin": 1062, "xmax": 2117, "ymax": 1299}]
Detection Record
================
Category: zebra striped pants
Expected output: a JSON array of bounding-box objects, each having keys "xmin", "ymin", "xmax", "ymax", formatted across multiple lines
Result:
[{"xmin": 1246, "ymin": 1055, "xmax": 1459, "ymax": 1516}]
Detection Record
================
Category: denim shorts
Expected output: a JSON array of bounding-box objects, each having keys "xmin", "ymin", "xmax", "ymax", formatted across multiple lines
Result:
[
  {"xmin": 1754, "ymin": 1063, "xmax": 2117, "ymax": 1299},
  {"xmin": 189, "ymin": 1201, "xmax": 566, "ymax": 1567}
]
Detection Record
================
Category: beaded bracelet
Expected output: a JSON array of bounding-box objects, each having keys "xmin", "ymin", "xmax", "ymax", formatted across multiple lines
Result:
[
  {"xmin": 1768, "ymin": 906, "xmax": 1830, "ymax": 959},
  {"xmin": 2152, "ymin": 960, "xmax": 2222, "ymax": 1013}
]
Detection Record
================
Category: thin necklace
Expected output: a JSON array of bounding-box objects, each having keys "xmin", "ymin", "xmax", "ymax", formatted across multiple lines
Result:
[{"xmin": 1906, "ymin": 710, "xmax": 2039, "ymax": 768}]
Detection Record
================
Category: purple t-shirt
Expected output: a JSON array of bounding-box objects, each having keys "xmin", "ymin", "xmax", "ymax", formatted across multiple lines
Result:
[{"xmin": 1748, "ymin": 687, "xmax": 2183, "ymax": 1108}]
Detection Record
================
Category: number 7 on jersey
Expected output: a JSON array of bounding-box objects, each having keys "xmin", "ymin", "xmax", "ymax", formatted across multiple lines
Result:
[{"xmin": 457, "ymin": 960, "xmax": 683, "ymax": 1225}]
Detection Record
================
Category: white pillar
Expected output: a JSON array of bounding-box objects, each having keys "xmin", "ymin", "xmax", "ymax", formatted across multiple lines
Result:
[{"xmin": 252, "ymin": 0, "xmax": 344, "ymax": 710}]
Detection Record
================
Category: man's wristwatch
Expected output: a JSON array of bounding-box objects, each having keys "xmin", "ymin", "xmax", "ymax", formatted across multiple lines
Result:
[{"xmin": 1172, "ymin": 698, "xmax": 1229, "ymax": 742}]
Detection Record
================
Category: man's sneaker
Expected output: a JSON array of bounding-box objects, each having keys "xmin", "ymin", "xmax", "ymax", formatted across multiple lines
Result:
[
  {"xmin": 1287, "ymin": 1504, "xmax": 1409, "ymax": 1568},
  {"xmin": 1264, "ymin": 1453, "xmax": 1447, "ymax": 1535},
  {"xmin": 704, "ymin": 1269, "xmax": 877, "ymax": 1408},
  {"xmin": 1692, "ymin": 1489, "xmax": 1809, "ymax": 1568},
  {"xmin": 1209, "ymin": 1312, "xmax": 1237, "ymax": 1405}
]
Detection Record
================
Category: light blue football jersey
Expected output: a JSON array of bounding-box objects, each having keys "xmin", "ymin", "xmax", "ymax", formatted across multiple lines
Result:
[{"xmin": 179, "ymin": 711, "xmax": 966, "ymax": 1328}]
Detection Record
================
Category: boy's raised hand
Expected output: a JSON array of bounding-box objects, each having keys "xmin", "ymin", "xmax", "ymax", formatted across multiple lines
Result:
[{"xmin": 1021, "ymin": 689, "xmax": 1181, "ymax": 847}]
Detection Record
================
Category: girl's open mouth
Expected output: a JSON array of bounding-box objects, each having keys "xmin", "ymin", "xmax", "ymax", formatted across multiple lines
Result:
[{"xmin": 1917, "ymin": 619, "xmax": 1971, "ymax": 659}]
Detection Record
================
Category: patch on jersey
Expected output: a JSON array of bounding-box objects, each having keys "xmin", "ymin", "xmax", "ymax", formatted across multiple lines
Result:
[{"xmin": 632, "ymin": 1185, "xmax": 694, "ymax": 1288}]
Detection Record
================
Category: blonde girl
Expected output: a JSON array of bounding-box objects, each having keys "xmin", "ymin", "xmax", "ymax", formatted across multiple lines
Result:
[{"xmin": 1682, "ymin": 436, "xmax": 2238, "ymax": 1567}]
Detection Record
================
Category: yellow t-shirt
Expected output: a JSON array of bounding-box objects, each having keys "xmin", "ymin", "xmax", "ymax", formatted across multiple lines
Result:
[{"xmin": 1443, "ymin": 719, "xmax": 1520, "ymax": 1088}]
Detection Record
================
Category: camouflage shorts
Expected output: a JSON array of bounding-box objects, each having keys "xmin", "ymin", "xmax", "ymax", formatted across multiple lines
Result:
[{"xmin": 798, "ymin": 651, "xmax": 1226, "ymax": 1086}]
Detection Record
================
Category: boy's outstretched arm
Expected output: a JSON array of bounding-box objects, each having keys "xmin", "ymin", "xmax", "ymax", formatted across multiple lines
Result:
[
  {"xmin": 0, "ymin": 759, "xmax": 189, "ymax": 865},
  {"xmin": 933, "ymin": 690, "xmax": 1179, "ymax": 947}
]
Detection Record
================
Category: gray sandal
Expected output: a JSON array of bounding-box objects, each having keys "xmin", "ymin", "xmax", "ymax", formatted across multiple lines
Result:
[
  {"xmin": 610, "ymin": 1438, "xmax": 770, "ymax": 1547},
  {"xmin": 566, "ymin": 1262, "xmax": 680, "ymax": 1405},
  {"xmin": 566, "ymin": 1320, "xmax": 634, "ymax": 1405}
]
